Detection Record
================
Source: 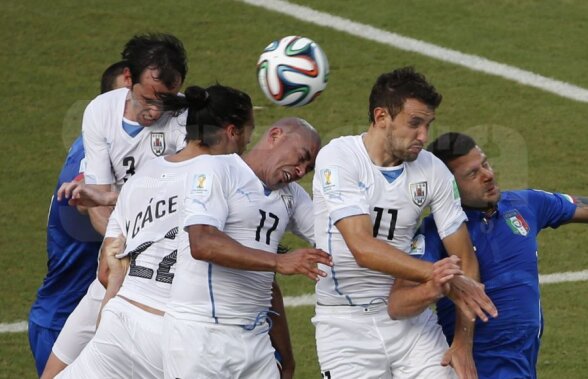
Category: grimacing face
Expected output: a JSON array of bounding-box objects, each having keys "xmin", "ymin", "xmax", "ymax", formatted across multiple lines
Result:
[
  {"xmin": 129, "ymin": 68, "xmax": 182, "ymax": 126},
  {"xmin": 263, "ymin": 130, "xmax": 319, "ymax": 190},
  {"xmin": 383, "ymin": 98, "xmax": 436, "ymax": 164},
  {"xmin": 448, "ymin": 146, "xmax": 501, "ymax": 209}
]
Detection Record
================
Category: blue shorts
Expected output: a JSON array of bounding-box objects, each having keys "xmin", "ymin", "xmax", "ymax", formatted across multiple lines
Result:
[
  {"xmin": 28, "ymin": 320, "xmax": 61, "ymax": 376},
  {"xmin": 474, "ymin": 325, "xmax": 541, "ymax": 379}
]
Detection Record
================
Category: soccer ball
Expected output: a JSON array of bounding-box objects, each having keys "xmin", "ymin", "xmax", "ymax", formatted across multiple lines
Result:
[{"xmin": 257, "ymin": 35, "xmax": 329, "ymax": 107}]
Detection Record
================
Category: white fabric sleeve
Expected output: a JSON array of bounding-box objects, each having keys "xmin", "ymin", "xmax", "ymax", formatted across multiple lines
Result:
[
  {"xmin": 313, "ymin": 143, "xmax": 370, "ymax": 224},
  {"xmin": 287, "ymin": 183, "xmax": 315, "ymax": 245},
  {"xmin": 182, "ymin": 160, "xmax": 229, "ymax": 231},
  {"xmin": 82, "ymin": 100, "xmax": 114, "ymax": 185},
  {"xmin": 429, "ymin": 157, "xmax": 467, "ymax": 239},
  {"xmin": 104, "ymin": 189, "xmax": 125, "ymax": 240}
]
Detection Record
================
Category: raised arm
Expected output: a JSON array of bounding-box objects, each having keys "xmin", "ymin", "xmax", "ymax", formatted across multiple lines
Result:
[
  {"xmin": 336, "ymin": 214, "xmax": 434, "ymax": 282},
  {"xmin": 188, "ymin": 225, "xmax": 332, "ymax": 281}
]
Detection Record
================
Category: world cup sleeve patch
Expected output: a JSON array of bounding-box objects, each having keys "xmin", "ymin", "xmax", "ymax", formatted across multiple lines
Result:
[
  {"xmin": 409, "ymin": 234, "xmax": 425, "ymax": 257},
  {"xmin": 190, "ymin": 172, "xmax": 213, "ymax": 198},
  {"xmin": 320, "ymin": 167, "xmax": 339, "ymax": 194},
  {"xmin": 452, "ymin": 178, "xmax": 461, "ymax": 200}
]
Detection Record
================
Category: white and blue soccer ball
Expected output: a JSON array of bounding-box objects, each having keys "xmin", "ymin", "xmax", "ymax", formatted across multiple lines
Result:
[{"xmin": 257, "ymin": 35, "xmax": 329, "ymax": 107}]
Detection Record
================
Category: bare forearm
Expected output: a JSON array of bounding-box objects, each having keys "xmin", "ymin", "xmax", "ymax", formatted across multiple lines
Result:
[
  {"xmin": 189, "ymin": 225, "xmax": 278, "ymax": 271},
  {"xmin": 571, "ymin": 195, "xmax": 588, "ymax": 223},
  {"xmin": 89, "ymin": 206, "xmax": 113, "ymax": 236},
  {"xmin": 269, "ymin": 281, "xmax": 295, "ymax": 377},
  {"xmin": 388, "ymin": 280, "xmax": 439, "ymax": 319}
]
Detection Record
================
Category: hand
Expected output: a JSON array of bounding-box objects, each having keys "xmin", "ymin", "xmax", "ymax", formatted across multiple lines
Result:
[
  {"xmin": 441, "ymin": 340, "xmax": 477, "ymax": 379},
  {"xmin": 104, "ymin": 235, "xmax": 128, "ymax": 275},
  {"xmin": 57, "ymin": 181, "xmax": 117, "ymax": 207},
  {"xmin": 276, "ymin": 248, "xmax": 332, "ymax": 281},
  {"xmin": 426, "ymin": 255, "xmax": 463, "ymax": 299},
  {"xmin": 448, "ymin": 276, "xmax": 497, "ymax": 322}
]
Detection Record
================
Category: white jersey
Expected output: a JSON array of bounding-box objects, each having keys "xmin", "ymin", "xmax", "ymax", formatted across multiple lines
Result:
[
  {"xmin": 167, "ymin": 154, "xmax": 313, "ymax": 325},
  {"xmin": 82, "ymin": 87, "xmax": 187, "ymax": 188},
  {"xmin": 313, "ymin": 135, "xmax": 466, "ymax": 306},
  {"xmin": 105, "ymin": 156, "xmax": 200, "ymax": 311}
]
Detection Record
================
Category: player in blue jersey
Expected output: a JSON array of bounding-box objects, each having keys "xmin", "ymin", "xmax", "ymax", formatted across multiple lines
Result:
[
  {"xmin": 388, "ymin": 132, "xmax": 588, "ymax": 379},
  {"xmin": 28, "ymin": 61, "xmax": 131, "ymax": 376}
]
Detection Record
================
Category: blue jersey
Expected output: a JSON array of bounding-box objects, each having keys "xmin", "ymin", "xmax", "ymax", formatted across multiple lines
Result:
[
  {"xmin": 418, "ymin": 190, "xmax": 576, "ymax": 379},
  {"xmin": 29, "ymin": 136, "xmax": 103, "ymax": 330}
]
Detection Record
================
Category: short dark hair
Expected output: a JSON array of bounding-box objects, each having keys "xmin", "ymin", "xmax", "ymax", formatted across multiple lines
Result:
[
  {"xmin": 427, "ymin": 132, "xmax": 477, "ymax": 165},
  {"xmin": 159, "ymin": 84, "xmax": 253, "ymax": 146},
  {"xmin": 121, "ymin": 33, "xmax": 187, "ymax": 89},
  {"xmin": 100, "ymin": 60, "xmax": 129, "ymax": 94},
  {"xmin": 368, "ymin": 67, "xmax": 442, "ymax": 123}
]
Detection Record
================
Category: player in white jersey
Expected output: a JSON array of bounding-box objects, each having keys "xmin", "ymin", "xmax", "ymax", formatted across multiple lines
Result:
[
  {"xmin": 312, "ymin": 67, "xmax": 497, "ymax": 379},
  {"xmin": 56, "ymin": 84, "xmax": 256, "ymax": 379},
  {"xmin": 163, "ymin": 118, "xmax": 332, "ymax": 379},
  {"xmin": 43, "ymin": 33, "xmax": 188, "ymax": 379}
]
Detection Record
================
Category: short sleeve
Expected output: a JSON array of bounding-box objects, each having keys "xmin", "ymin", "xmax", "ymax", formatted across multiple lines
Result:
[
  {"xmin": 527, "ymin": 189, "xmax": 577, "ymax": 229},
  {"xmin": 182, "ymin": 159, "xmax": 229, "ymax": 231},
  {"xmin": 429, "ymin": 157, "xmax": 467, "ymax": 239},
  {"xmin": 82, "ymin": 100, "xmax": 114, "ymax": 185},
  {"xmin": 313, "ymin": 141, "xmax": 370, "ymax": 224}
]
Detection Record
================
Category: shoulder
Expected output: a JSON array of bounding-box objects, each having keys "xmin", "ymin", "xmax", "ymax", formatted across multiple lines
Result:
[
  {"xmin": 87, "ymin": 87, "xmax": 128, "ymax": 111},
  {"xmin": 316, "ymin": 135, "xmax": 363, "ymax": 167}
]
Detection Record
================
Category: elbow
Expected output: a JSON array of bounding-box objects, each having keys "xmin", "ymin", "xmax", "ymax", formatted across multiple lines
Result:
[
  {"xmin": 98, "ymin": 267, "xmax": 109, "ymax": 288},
  {"xmin": 190, "ymin": 245, "xmax": 209, "ymax": 261}
]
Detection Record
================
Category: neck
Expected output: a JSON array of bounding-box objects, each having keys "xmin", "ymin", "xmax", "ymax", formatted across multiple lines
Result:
[
  {"xmin": 165, "ymin": 141, "xmax": 211, "ymax": 162},
  {"xmin": 363, "ymin": 130, "xmax": 402, "ymax": 167}
]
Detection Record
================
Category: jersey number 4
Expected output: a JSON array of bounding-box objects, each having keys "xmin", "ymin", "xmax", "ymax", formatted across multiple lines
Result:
[{"xmin": 373, "ymin": 207, "xmax": 398, "ymax": 240}]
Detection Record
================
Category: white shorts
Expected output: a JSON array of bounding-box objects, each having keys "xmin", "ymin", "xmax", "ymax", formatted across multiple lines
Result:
[
  {"xmin": 162, "ymin": 313, "xmax": 279, "ymax": 379},
  {"xmin": 55, "ymin": 296, "xmax": 164, "ymax": 379},
  {"xmin": 52, "ymin": 278, "xmax": 105, "ymax": 364},
  {"xmin": 313, "ymin": 304, "xmax": 456, "ymax": 379}
]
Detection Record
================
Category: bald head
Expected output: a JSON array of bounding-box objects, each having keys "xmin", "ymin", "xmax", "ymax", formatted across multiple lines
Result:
[
  {"xmin": 245, "ymin": 117, "xmax": 322, "ymax": 190},
  {"xmin": 266, "ymin": 117, "xmax": 321, "ymax": 148}
]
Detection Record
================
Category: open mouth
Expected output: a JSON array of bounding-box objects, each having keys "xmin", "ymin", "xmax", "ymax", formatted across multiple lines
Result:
[{"xmin": 283, "ymin": 171, "xmax": 292, "ymax": 182}]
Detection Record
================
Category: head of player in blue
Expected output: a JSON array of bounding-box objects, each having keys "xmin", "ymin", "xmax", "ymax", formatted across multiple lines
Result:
[
  {"xmin": 244, "ymin": 117, "xmax": 321, "ymax": 190},
  {"xmin": 158, "ymin": 84, "xmax": 254, "ymax": 155},
  {"xmin": 428, "ymin": 132, "xmax": 501, "ymax": 210},
  {"xmin": 122, "ymin": 33, "xmax": 188, "ymax": 127},
  {"xmin": 100, "ymin": 60, "xmax": 132, "ymax": 94},
  {"xmin": 366, "ymin": 67, "xmax": 442, "ymax": 166}
]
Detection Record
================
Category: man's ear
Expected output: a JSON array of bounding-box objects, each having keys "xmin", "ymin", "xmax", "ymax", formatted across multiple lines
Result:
[
  {"xmin": 373, "ymin": 107, "xmax": 388, "ymax": 123},
  {"xmin": 267, "ymin": 127, "xmax": 284, "ymax": 144},
  {"xmin": 122, "ymin": 67, "xmax": 132, "ymax": 89}
]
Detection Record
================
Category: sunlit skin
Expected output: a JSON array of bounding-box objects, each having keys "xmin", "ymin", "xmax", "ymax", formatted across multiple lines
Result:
[
  {"xmin": 253, "ymin": 124, "xmax": 320, "ymax": 190},
  {"xmin": 364, "ymin": 98, "xmax": 436, "ymax": 167},
  {"xmin": 447, "ymin": 146, "xmax": 501, "ymax": 210},
  {"xmin": 124, "ymin": 68, "xmax": 182, "ymax": 126}
]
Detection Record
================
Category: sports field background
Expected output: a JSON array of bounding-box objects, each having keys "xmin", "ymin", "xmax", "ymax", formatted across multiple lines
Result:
[{"xmin": 1, "ymin": 1, "xmax": 587, "ymax": 377}]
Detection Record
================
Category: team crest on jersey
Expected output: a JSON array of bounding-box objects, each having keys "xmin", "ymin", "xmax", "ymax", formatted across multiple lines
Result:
[
  {"xmin": 504, "ymin": 210, "xmax": 529, "ymax": 236},
  {"xmin": 410, "ymin": 181, "xmax": 428, "ymax": 206},
  {"xmin": 150, "ymin": 132, "xmax": 166, "ymax": 156},
  {"xmin": 281, "ymin": 194, "xmax": 295, "ymax": 217}
]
